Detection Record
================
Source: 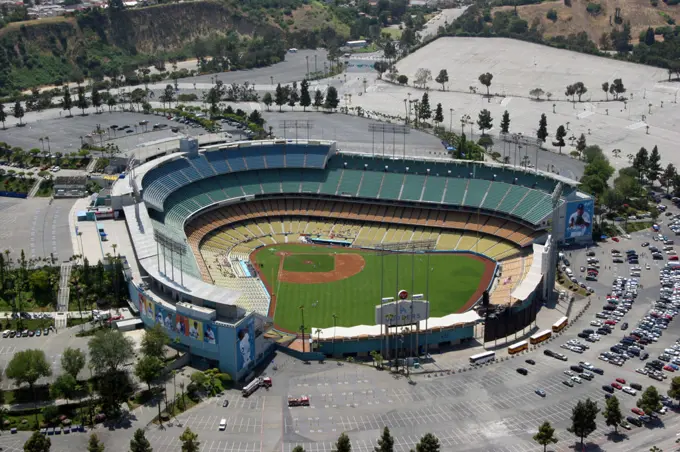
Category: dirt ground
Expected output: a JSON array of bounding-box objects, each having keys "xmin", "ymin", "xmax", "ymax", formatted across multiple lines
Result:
[{"xmin": 276, "ymin": 251, "xmax": 366, "ymax": 284}]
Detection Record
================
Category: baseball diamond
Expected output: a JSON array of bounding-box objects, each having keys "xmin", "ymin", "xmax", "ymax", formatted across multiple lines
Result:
[{"xmin": 251, "ymin": 244, "xmax": 494, "ymax": 333}]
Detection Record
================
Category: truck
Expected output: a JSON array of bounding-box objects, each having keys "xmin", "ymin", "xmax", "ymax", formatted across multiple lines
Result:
[
  {"xmin": 288, "ymin": 396, "xmax": 310, "ymax": 407},
  {"xmin": 241, "ymin": 377, "xmax": 272, "ymax": 397}
]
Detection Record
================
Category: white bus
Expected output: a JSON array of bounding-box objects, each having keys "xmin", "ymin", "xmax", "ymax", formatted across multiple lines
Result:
[{"xmin": 469, "ymin": 351, "xmax": 496, "ymax": 365}]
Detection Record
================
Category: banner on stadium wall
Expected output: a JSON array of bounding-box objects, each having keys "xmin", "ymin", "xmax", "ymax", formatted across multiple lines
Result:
[
  {"xmin": 565, "ymin": 199, "xmax": 594, "ymax": 239},
  {"xmin": 140, "ymin": 294, "xmax": 155, "ymax": 321},
  {"xmin": 236, "ymin": 316, "xmax": 255, "ymax": 372}
]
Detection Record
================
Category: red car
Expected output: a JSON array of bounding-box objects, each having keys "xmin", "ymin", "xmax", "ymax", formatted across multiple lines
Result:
[
  {"xmin": 616, "ymin": 378, "xmax": 626, "ymax": 384},
  {"xmin": 612, "ymin": 237, "xmax": 620, "ymax": 242},
  {"xmin": 671, "ymin": 255, "xmax": 679, "ymax": 261},
  {"xmin": 631, "ymin": 407, "xmax": 644, "ymax": 416},
  {"xmin": 664, "ymin": 365, "xmax": 675, "ymax": 372},
  {"xmin": 611, "ymin": 382, "xmax": 623, "ymax": 389},
  {"xmin": 605, "ymin": 320, "xmax": 617, "ymax": 325}
]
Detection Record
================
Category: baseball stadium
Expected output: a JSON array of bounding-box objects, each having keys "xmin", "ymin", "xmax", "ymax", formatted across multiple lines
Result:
[{"xmin": 111, "ymin": 137, "xmax": 593, "ymax": 379}]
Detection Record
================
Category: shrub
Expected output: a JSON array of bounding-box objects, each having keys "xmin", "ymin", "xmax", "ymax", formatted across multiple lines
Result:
[
  {"xmin": 586, "ymin": 2, "xmax": 602, "ymax": 14},
  {"xmin": 546, "ymin": 9, "xmax": 558, "ymax": 21}
]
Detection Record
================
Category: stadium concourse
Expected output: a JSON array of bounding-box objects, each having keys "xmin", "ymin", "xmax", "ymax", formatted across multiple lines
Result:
[{"xmin": 106, "ymin": 137, "xmax": 592, "ymax": 378}]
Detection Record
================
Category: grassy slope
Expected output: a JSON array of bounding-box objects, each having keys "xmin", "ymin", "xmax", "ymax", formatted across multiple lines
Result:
[
  {"xmin": 289, "ymin": 1, "xmax": 351, "ymax": 36},
  {"xmin": 253, "ymin": 244, "xmax": 485, "ymax": 331},
  {"xmin": 493, "ymin": 0, "xmax": 680, "ymax": 44}
]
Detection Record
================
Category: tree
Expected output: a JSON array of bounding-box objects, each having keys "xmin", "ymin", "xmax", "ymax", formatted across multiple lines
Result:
[
  {"xmin": 313, "ymin": 90, "xmax": 324, "ymax": 109},
  {"xmin": 397, "ymin": 75, "xmax": 408, "ymax": 85},
  {"xmin": 287, "ymin": 82, "xmax": 299, "ymax": 110},
  {"xmin": 106, "ymin": 96, "xmax": 116, "ymax": 113},
  {"xmin": 660, "ymin": 163, "xmax": 677, "ymax": 194},
  {"xmin": 300, "ymin": 79, "xmax": 311, "ymax": 111},
  {"xmin": 576, "ymin": 133, "xmax": 587, "ymax": 157},
  {"xmin": 573, "ymin": 82, "xmax": 588, "ymax": 101},
  {"xmin": 335, "ymin": 433, "xmax": 351, "ymax": 452},
  {"xmin": 374, "ymin": 61, "xmax": 389, "ymax": 79},
  {"xmin": 0, "ymin": 104, "xmax": 5, "ymax": 129},
  {"xmin": 180, "ymin": 428, "xmax": 200, "ymax": 452},
  {"xmin": 292, "ymin": 447, "xmax": 305, "ymax": 452},
  {"xmin": 477, "ymin": 109, "xmax": 493, "ymax": 135},
  {"xmin": 91, "ymin": 87, "xmax": 102, "ymax": 113},
  {"xmin": 141, "ymin": 323, "xmax": 170, "ymax": 358},
  {"xmin": 529, "ymin": 88, "xmax": 545, "ymax": 100},
  {"xmin": 565, "ymin": 84, "xmax": 576, "ymax": 101},
  {"xmin": 50, "ymin": 374, "xmax": 77, "ymax": 403},
  {"xmin": 274, "ymin": 84, "xmax": 287, "ymax": 112},
  {"xmin": 537, "ymin": 114, "xmax": 548, "ymax": 143},
  {"xmin": 160, "ymin": 85, "xmax": 175, "ymax": 109},
  {"xmin": 478, "ymin": 72, "xmax": 493, "ymax": 95},
  {"xmin": 88, "ymin": 434, "xmax": 105, "ymax": 452},
  {"xmin": 62, "ymin": 86, "xmax": 73, "ymax": 117},
  {"xmin": 419, "ymin": 93, "xmax": 431, "ymax": 120},
  {"xmin": 533, "ymin": 421, "xmax": 558, "ymax": 452},
  {"xmin": 414, "ymin": 68, "xmax": 432, "ymax": 88},
  {"xmin": 435, "ymin": 69, "xmax": 449, "ymax": 91},
  {"xmin": 13, "ymin": 101, "xmax": 24, "ymax": 126},
  {"xmin": 602, "ymin": 82, "xmax": 609, "ymax": 101},
  {"xmin": 263, "ymin": 93, "xmax": 273, "ymax": 111},
  {"xmin": 135, "ymin": 355, "xmax": 164, "ymax": 391},
  {"xmin": 637, "ymin": 386, "xmax": 662, "ymax": 415},
  {"xmin": 633, "ymin": 147, "xmax": 649, "ymax": 183},
  {"xmin": 668, "ymin": 376, "xmax": 680, "ymax": 403},
  {"xmin": 567, "ymin": 398, "xmax": 599, "ymax": 447},
  {"xmin": 603, "ymin": 395, "xmax": 623, "ymax": 434},
  {"xmin": 76, "ymin": 87, "xmax": 89, "ymax": 115},
  {"xmin": 6, "ymin": 349, "xmax": 52, "ymax": 425},
  {"xmin": 500, "ymin": 110, "xmax": 510, "ymax": 134},
  {"xmin": 648, "ymin": 145, "xmax": 662, "ymax": 183},
  {"xmin": 23, "ymin": 431, "xmax": 51, "ymax": 452},
  {"xmin": 644, "ymin": 27, "xmax": 655, "ymax": 46},
  {"xmin": 88, "ymin": 329, "xmax": 134, "ymax": 374},
  {"xmin": 612, "ymin": 78, "xmax": 626, "ymax": 99},
  {"xmin": 415, "ymin": 433, "xmax": 440, "ymax": 452},
  {"xmin": 375, "ymin": 426, "xmax": 394, "ymax": 452},
  {"xmin": 61, "ymin": 347, "xmax": 86, "ymax": 380},
  {"xmin": 554, "ymin": 125, "xmax": 566, "ymax": 153},
  {"xmin": 324, "ymin": 87, "xmax": 339, "ymax": 111},
  {"xmin": 434, "ymin": 103, "xmax": 444, "ymax": 125},
  {"xmin": 130, "ymin": 428, "xmax": 153, "ymax": 452}
]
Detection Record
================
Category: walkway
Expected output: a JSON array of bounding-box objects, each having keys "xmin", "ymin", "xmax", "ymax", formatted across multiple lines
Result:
[{"xmin": 56, "ymin": 262, "xmax": 72, "ymax": 312}]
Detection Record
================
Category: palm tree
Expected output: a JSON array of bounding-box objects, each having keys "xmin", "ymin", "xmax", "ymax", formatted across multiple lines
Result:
[
  {"xmin": 315, "ymin": 329, "xmax": 323, "ymax": 350},
  {"xmin": 385, "ymin": 313, "xmax": 395, "ymax": 369}
]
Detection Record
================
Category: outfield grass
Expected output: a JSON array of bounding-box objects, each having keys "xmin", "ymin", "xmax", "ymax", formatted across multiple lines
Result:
[
  {"xmin": 253, "ymin": 244, "xmax": 488, "ymax": 332},
  {"xmin": 283, "ymin": 254, "xmax": 335, "ymax": 273}
]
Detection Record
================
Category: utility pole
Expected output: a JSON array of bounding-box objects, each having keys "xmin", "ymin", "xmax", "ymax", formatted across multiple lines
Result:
[{"xmin": 332, "ymin": 313, "xmax": 337, "ymax": 358}]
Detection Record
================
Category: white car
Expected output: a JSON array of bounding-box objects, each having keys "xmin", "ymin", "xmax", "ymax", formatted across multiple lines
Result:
[
  {"xmin": 571, "ymin": 376, "xmax": 582, "ymax": 384},
  {"xmin": 564, "ymin": 370, "xmax": 574, "ymax": 377},
  {"xmin": 579, "ymin": 362, "xmax": 594, "ymax": 370},
  {"xmin": 636, "ymin": 368, "xmax": 648, "ymax": 375},
  {"xmin": 590, "ymin": 334, "xmax": 601, "ymax": 341},
  {"xmin": 590, "ymin": 320, "xmax": 603, "ymax": 327},
  {"xmin": 623, "ymin": 386, "xmax": 637, "ymax": 395}
]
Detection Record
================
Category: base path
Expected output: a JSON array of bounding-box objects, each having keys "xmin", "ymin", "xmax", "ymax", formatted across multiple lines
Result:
[{"xmin": 276, "ymin": 251, "xmax": 366, "ymax": 284}]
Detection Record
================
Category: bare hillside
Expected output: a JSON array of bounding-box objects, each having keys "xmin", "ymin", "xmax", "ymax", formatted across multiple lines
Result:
[{"xmin": 494, "ymin": 0, "xmax": 680, "ymax": 44}]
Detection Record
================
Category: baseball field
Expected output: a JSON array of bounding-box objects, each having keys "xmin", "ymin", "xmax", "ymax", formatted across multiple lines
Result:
[{"xmin": 250, "ymin": 244, "xmax": 494, "ymax": 332}]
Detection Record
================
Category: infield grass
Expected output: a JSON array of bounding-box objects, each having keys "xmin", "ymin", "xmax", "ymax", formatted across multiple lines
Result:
[
  {"xmin": 253, "ymin": 244, "xmax": 488, "ymax": 331},
  {"xmin": 282, "ymin": 254, "xmax": 335, "ymax": 272}
]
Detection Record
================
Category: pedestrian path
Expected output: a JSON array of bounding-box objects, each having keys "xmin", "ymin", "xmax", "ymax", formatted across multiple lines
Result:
[{"xmin": 57, "ymin": 262, "xmax": 73, "ymax": 312}]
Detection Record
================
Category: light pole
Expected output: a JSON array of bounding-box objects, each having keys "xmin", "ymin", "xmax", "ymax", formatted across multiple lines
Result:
[
  {"xmin": 332, "ymin": 313, "xmax": 337, "ymax": 358},
  {"xmin": 449, "ymin": 108, "xmax": 453, "ymax": 133},
  {"xmin": 299, "ymin": 305, "xmax": 306, "ymax": 353},
  {"xmin": 306, "ymin": 55, "xmax": 309, "ymax": 79}
]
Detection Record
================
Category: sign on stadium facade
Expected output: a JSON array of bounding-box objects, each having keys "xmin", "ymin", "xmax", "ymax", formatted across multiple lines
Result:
[{"xmin": 375, "ymin": 297, "xmax": 430, "ymax": 326}]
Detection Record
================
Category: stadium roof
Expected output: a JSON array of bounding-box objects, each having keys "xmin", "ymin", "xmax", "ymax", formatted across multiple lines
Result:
[
  {"xmin": 511, "ymin": 243, "xmax": 544, "ymax": 301},
  {"xmin": 310, "ymin": 310, "xmax": 480, "ymax": 340}
]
